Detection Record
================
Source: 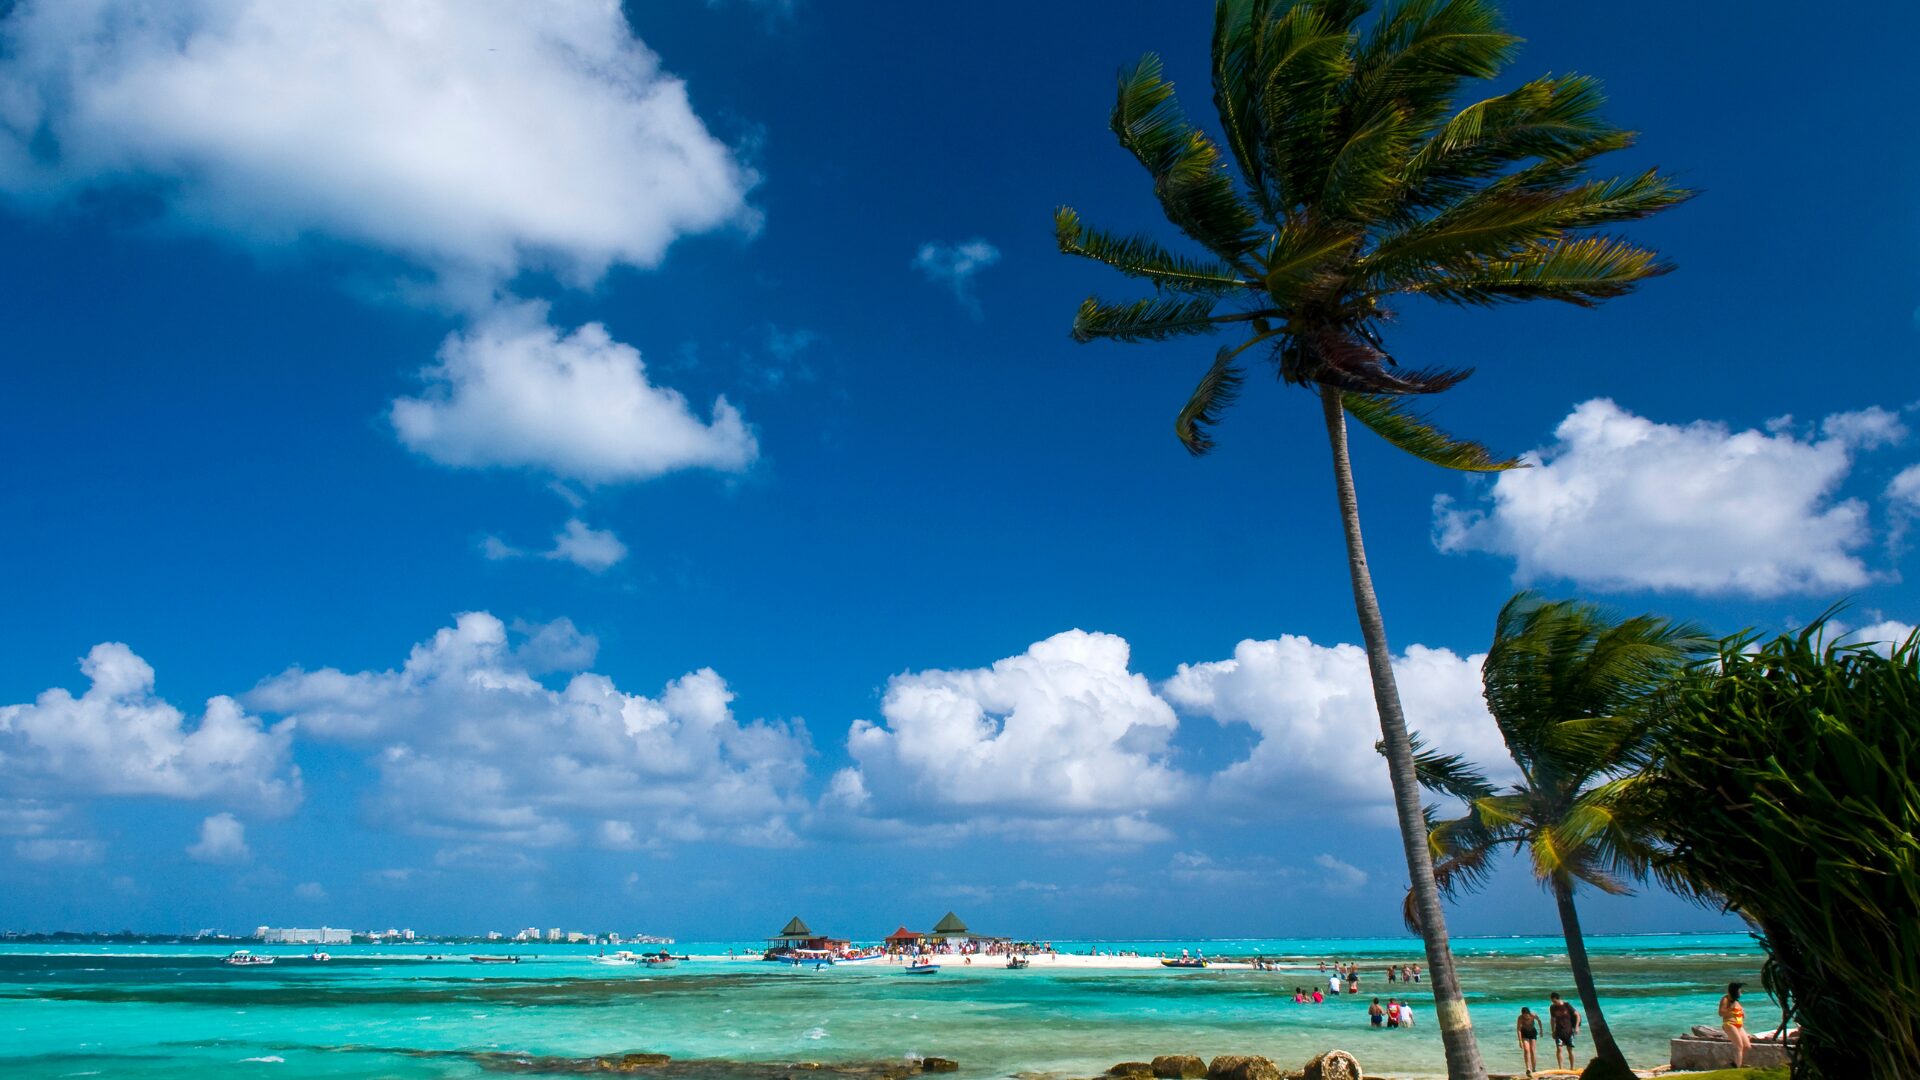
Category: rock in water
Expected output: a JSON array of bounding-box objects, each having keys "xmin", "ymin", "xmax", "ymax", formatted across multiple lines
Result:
[
  {"xmin": 1150, "ymin": 1056, "xmax": 1207, "ymax": 1079},
  {"xmin": 920, "ymin": 1059, "xmax": 959, "ymax": 1073},
  {"xmin": 1299, "ymin": 1050, "xmax": 1360, "ymax": 1080},
  {"xmin": 1107, "ymin": 1064, "xmax": 1154, "ymax": 1077},
  {"xmin": 1205, "ymin": 1055, "xmax": 1281, "ymax": 1080}
]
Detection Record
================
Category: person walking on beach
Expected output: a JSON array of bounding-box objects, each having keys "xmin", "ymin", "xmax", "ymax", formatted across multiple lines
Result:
[
  {"xmin": 1719, "ymin": 982, "xmax": 1751, "ymax": 1067},
  {"xmin": 1549, "ymin": 992, "xmax": 1581, "ymax": 1069},
  {"xmin": 1517, "ymin": 1007, "xmax": 1541, "ymax": 1076}
]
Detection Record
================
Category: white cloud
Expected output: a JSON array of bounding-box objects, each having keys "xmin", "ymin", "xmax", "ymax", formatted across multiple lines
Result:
[
  {"xmin": 0, "ymin": 643, "xmax": 301, "ymax": 812},
  {"xmin": 912, "ymin": 238, "xmax": 1000, "ymax": 316},
  {"xmin": 1434, "ymin": 399, "xmax": 1889, "ymax": 597},
  {"xmin": 1888, "ymin": 464, "xmax": 1920, "ymax": 550},
  {"xmin": 839, "ymin": 630, "xmax": 1189, "ymax": 842},
  {"xmin": 293, "ymin": 881, "xmax": 327, "ymax": 902},
  {"xmin": 247, "ymin": 612, "xmax": 809, "ymax": 849},
  {"xmin": 545, "ymin": 520, "xmax": 628, "ymax": 572},
  {"xmin": 0, "ymin": 0, "xmax": 755, "ymax": 291},
  {"xmin": 1313, "ymin": 853, "xmax": 1368, "ymax": 895},
  {"xmin": 1828, "ymin": 615, "xmax": 1917, "ymax": 656},
  {"xmin": 483, "ymin": 518, "xmax": 630, "ymax": 573},
  {"xmin": 1163, "ymin": 635, "xmax": 1508, "ymax": 817},
  {"xmin": 186, "ymin": 812, "xmax": 250, "ymax": 864},
  {"xmin": 392, "ymin": 300, "xmax": 757, "ymax": 484},
  {"xmin": 13, "ymin": 837, "xmax": 104, "ymax": 864}
]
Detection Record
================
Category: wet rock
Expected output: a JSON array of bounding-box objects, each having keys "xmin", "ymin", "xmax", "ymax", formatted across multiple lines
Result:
[
  {"xmin": 920, "ymin": 1059, "xmax": 959, "ymax": 1073},
  {"xmin": 1107, "ymin": 1064, "xmax": 1154, "ymax": 1077},
  {"xmin": 1150, "ymin": 1057, "xmax": 1205, "ymax": 1079},
  {"xmin": 1205, "ymin": 1056, "xmax": 1280, "ymax": 1080}
]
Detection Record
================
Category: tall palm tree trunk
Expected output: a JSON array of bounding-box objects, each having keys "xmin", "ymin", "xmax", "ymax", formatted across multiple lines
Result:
[
  {"xmin": 1550, "ymin": 872, "xmax": 1629, "ymax": 1073},
  {"xmin": 1320, "ymin": 391, "xmax": 1488, "ymax": 1080}
]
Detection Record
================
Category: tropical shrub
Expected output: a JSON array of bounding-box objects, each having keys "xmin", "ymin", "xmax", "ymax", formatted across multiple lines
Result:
[{"xmin": 1639, "ymin": 622, "xmax": 1920, "ymax": 1079}]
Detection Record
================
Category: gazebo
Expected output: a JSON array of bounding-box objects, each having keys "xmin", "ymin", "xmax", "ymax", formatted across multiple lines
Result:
[
  {"xmin": 884, "ymin": 925, "xmax": 925, "ymax": 948},
  {"xmin": 765, "ymin": 916, "xmax": 843, "ymax": 953},
  {"xmin": 929, "ymin": 912, "xmax": 971, "ymax": 940}
]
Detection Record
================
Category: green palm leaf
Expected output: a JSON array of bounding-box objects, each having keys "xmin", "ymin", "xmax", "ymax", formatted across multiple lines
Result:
[{"xmin": 1341, "ymin": 392, "xmax": 1522, "ymax": 471}]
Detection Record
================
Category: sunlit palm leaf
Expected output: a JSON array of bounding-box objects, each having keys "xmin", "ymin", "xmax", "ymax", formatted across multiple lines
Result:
[{"xmin": 1342, "ymin": 392, "xmax": 1522, "ymax": 471}]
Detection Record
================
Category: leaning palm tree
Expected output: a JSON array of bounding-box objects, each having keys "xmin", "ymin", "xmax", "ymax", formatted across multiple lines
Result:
[
  {"xmin": 1405, "ymin": 594, "xmax": 1713, "ymax": 1077},
  {"xmin": 1056, "ymin": 3, "xmax": 1688, "ymax": 1075}
]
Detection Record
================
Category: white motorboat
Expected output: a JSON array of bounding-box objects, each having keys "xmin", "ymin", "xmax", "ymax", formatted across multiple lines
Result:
[
  {"xmin": 309, "ymin": 950, "xmax": 332, "ymax": 962},
  {"xmin": 223, "ymin": 950, "xmax": 275, "ymax": 967}
]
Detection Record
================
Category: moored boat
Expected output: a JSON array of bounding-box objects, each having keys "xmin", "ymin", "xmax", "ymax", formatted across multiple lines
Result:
[
  {"xmin": 1160, "ymin": 958, "xmax": 1208, "ymax": 969},
  {"xmin": 592, "ymin": 954, "xmax": 637, "ymax": 967},
  {"xmin": 470, "ymin": 955, "xmax": 520, "ymax": 964},
  {"xmin": 223, "ymin": 950, "xmax": 274, "ymax": 967},
  {"xmin": 309, "ymin": 950, "xmax": 331, "ymax": 962},
  {"xmin": 903, "ymin": 960, "xmax": 939, "ymax": 974},
  {"xmin": 642, "ymin": 952, "xmax": 678, "ymax": 969},
  {"xmin": 1006, "ymin": 956, "xmax": 1030, "ymax": 969}
]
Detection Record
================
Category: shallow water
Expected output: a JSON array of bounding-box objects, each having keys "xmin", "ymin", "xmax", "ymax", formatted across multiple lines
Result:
[{"xmin": 0, "ymin": 935, "xmax": 1769, "ymax": 1079}]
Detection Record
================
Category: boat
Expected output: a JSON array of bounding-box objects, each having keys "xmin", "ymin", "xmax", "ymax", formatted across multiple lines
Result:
[
  {"xmin": 642, "ymin": 952, "xmax": 678, "ymax": 969},
  {"xmin": 1160, "ymin": 958, "xmax": 1208, "ymax": 969},
  {"xmin": 592, "ymin": 954, "xmax": 637, "ymax": 967},
  {"xmin": 1006, "ymin": 956, "xmax": 1030, "ymax": 969},
  {"xmin": 834, "ymin": 948, "xmax": 885, "ymax": 965},
  {"xmin": 903, "ymin": 961, "xmax": 940, "ymax": 975},
  {"xmin": 309, "ymin": 950, "xmax": 332, "ymax": 962},
  {"xmin": 784, "ymin": 948, "xmax": 836, "ymax": 969},
  {"xmin": 223, "ymin": 950, "xmax": 275, "ymax": 967},
  {"xmin": 470, "ymin": 955, "xmax": 520, "ymax": 964}
]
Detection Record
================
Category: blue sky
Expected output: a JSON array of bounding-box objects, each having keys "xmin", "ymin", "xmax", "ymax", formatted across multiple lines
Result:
[{"xmin": 2, "ymin": 0, "xmax": 1916, "ymax": 942}]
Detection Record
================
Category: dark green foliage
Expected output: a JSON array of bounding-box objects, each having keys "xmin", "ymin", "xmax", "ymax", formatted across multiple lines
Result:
[
  {"xmin": 1639, "ymin": 622, "xmax": 1920, "ymax": 1080},
  {"xmin": 1059, "ymin": 0, "xmax": 1690, "ymax": 458}
]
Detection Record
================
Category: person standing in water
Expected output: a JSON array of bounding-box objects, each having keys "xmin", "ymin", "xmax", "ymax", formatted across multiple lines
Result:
[
  {"xmin": 1516, "ymin": 1007, "xmax": 1541, "ymax": 1076},
  {"xmin": 1549, "ymin": 992, "xmax": 1581, "ymax": 1070},
  {"xmin": 1719, "ymin": 982, "xmax": 1751, "ymax": 1067},
  {"xmin": 1369, "ymin": 998, "xmax": 1384, "ymax": 1027}
]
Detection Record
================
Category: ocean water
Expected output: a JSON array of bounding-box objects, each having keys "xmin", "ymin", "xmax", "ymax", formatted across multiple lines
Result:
[{"xmin": 0, "ymin": 935, "xmax": 1769, "ymax": 1079}]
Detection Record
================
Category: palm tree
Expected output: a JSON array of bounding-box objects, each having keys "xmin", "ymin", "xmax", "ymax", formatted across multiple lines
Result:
[
  {"xmin": 1056, "ymin": 3, "xmax": 1688, "ymax": 1075},
  {"xmin": 1404, "ymin": 594, "xmax": 1713, "ymax": 1076}
]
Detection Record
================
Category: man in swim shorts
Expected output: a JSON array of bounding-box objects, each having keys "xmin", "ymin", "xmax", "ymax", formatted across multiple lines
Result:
[{"xmin": 1549, "ymin": 993, "xmax": 1580, "ymax": 1069}]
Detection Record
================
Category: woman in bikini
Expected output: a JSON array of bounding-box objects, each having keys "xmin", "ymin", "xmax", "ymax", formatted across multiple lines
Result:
[
  {"xmin": 1719, "ymin": 982, "xmax": 1751, "ymax": 1067},
  {"xmin": 1516, "ymin": 1007, "xmax": 1540, "ymax": 1076}
]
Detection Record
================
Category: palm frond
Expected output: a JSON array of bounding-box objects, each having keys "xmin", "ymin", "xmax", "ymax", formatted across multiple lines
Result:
[
  {"xmin": 1176, "ymin": 343, "xmax": 1250, "ymax": 456},
  {"xmin": 1348, "ymin": 0, "xmax": 1519, "ymax": 131},
  {"xmin": 1070, "ymin": 295, "xmax": 1223, "ymax": 343},
  {"xmin": 1112, "ymin": 55, "xmax": 1262, "ymax": 258},
  {"xmin": 1396, "ymin": 235, "xmax": 1672, "ymax": 307},
  {"xmin": 1342, "ymin": 392, "xmax": 1522, "ymax": 471},
  {"xmin": 1398, "ymin": 729, "xmax": 1498, "ymax": 800},
  {"xmin": 1056, "ymin": 207, "xmax": 1255, "ymax": 295}
]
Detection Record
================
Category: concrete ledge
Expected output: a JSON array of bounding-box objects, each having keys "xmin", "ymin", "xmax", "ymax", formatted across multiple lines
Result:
[{"xmin": 1669, "ymin": 1036, "xmax": 1791, "ymax": 1070}]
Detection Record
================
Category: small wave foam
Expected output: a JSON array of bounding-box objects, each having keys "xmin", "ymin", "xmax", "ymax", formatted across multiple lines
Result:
[
  {"xmin": 241, "ymin": 1056, "xmax": 285, "ymax": 1063},
  {"xmin": 803, "ymin": 1026, "xmax": 828, "ymax": 1040}
]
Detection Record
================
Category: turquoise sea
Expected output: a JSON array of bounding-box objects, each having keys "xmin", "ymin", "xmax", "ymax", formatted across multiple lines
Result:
[{"xmin": 0, "ymin": 934, "xmax": 1769, "ymax": 1079}]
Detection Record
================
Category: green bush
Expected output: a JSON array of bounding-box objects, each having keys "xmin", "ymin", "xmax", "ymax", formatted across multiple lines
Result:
[{"xmin": 1640, "ymin": 622, "xmax": 1919, "ymax": 1079}]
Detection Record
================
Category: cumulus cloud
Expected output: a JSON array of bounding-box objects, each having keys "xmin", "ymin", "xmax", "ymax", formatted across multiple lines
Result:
[
  {"xmin": 247, "ymin": 612, "xmax": 809, "ymax": 849},
  {"xmin": 392, "ymin": 301, "xmax": 757, "ymax": 484},
  {"xmin": 186, "ymin": 812, "xmax": 250, "ymax": 864},
  {"xmin": 839, "ymin": 630, "xmax": 1188, "ymax": 842},
  {"xmin": 1313, "ymin": 853, "xmax": 1368, "ymax": 895},
  {"xmin": 484, "ymin": 518, "xmax": 630, "ymax": 573},
  {"xmin": 911, "ymin": 238, "xmax": 1000, "ymax": 316},
  {"xmin": 0, "ymin": 643, "xmax": 301, "ymax": 812},
  {"xmin": 0, "ymin": 0, "xmax": 755, "ymax": 291},
  {"xmin": 1434, "ymin": 399, "xmax": 1893, "ymax": 597},
  {"xmin": 1888, "ymin": 464, "xmax": 1920, "ymax": 550},
  {"xmin": 1164, "ymin": 635, "xmax": 1508, "ymax": 818},
  {"xmin": 293, "ymin": 881, "xmax": 327, "ymax": 902}
]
